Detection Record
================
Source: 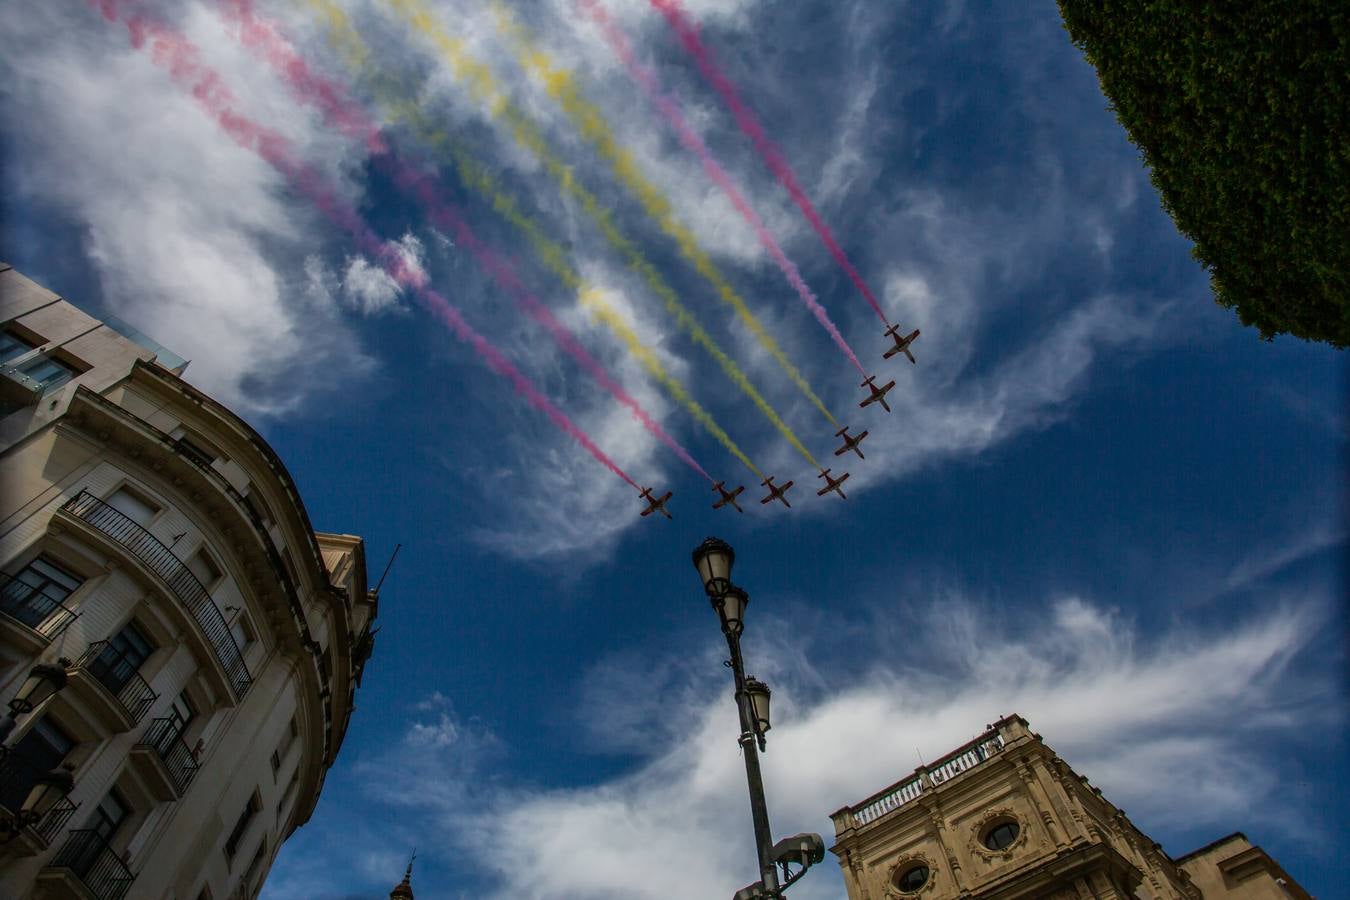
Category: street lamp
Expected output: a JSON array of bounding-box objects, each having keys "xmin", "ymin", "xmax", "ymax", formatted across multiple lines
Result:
[
  {"xmin": 0, "ymin": 660, "xmax": 70, "ymax": 742},
  {"xmin": 690, "ymin": 537, "xmax": 824, "ymax": 899}
]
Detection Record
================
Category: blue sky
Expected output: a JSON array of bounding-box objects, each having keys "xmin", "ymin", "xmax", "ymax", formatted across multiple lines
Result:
[{"xmin": 3, "ymin": 1, "xmax": 1346, "ymax": 897}]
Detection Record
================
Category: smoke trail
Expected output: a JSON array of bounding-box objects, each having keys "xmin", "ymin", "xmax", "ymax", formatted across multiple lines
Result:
[
  {"xmin": 217, "ymin": 0, "xmax": 710, "ymax": 483},
  {"xmin": 491, "ymin": 3, "xmax": 841, "ymax": 430},
  {"xmin": 578, "ymin": 0, "xmax": 866, "ymax": 378},
  {"xmin": 90, "ymin": 0, "xmax": 639, "ymax": 490},
  {"xmin": 286, "ymin": 2, "xmax": 760, "ymax": 479},
  {"xmin": 650, "ymin": 0, "xmax": 890, "ymax": 325},
  {"xmin": 381, "ymin": 0, "xmax": 821, "ymax": 468}
]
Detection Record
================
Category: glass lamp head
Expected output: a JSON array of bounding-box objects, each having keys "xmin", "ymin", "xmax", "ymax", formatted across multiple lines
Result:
[
  {"xmin": 716, "ymin": 586, "xmax": 750, "ymax": 636},
  {"xmin": 8, "ymin": 663, "xmax": 69, "ymax": 716},
  {"xmin": 744, "ymin": 677, "xmax": 771, "ymax": 734},
  {"xmin": 691, "ymin": 537, "xmax": 735, "ymax": 597}
]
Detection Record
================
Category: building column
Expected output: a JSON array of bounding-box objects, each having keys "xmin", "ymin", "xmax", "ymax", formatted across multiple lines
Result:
[
  {"xmin": 1015, "ymin": 760, "xmax": 1067, "ymax": 848},
  {"xmin": 922, "ymin": 801, "xmax": 967, "ymax": 895}
]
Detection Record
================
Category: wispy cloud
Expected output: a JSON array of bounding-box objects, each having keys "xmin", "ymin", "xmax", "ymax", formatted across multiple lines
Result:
[{"xmin": 311, "ymin": 579, "xmax": 1337, "ymax": 900}]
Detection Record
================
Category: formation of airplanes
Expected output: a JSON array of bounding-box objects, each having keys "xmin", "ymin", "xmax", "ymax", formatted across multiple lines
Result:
[{"xmin": 638, "ymin": 323, "xmax": 919, "ymax": 519}]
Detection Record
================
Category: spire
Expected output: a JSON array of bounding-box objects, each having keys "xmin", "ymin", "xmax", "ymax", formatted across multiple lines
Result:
[{"xmin": 389, "ymin": 849, "xmax": 415, "ymax": 899}]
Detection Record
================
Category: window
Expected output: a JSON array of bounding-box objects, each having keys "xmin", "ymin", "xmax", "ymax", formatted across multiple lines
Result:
[
  {"xmin": 0, "ymin": 330, "xmax": 38, "ymax": 364},
  {"xmin": 0, "ymin": 717, "xmax": 75, "ymax": 812},
  {"xmin": 894, "ymin": 864, "xmax": 930, "ymax": 893},
  {"xmin": 89, "ymin": 789, "xmax": 129, "ymax": 842},
  {"xmin": 105, "ymin": 485, "xmax": 159, "ymax": 527},
  {"xmin": 243, "ymin": 837, "xmax": 267, "ymax": 890},
  {"xmin": 166, "ymin": 691, "xmax": 196, "ymax": 735},
  {"xmin": 187, "ymin": 548, "xmax": 223, "ymax": 589},
  {"xmin": 17, "ymin": 354, "xmax": 78, "ymax": 392},
  {"xmin": 224, "ymin": 791, "xmax": 261, "ymax": 860},
  {"xmin": 2, "ymin": 555, "xmax": 83, "ymax": 629},
  {"xmin": 229, "ymin": 614, "xmax": 254, "ymax": 653},
  {"xmin": 175, "ymin": 432, "xmax": 219, "ymax": 467},
  {"xmin": 90, "ymin": 619, "xmax": 155, "ymax": 693},
  {"xmin": 983, "ymin": 820, "xmax": 1020, "ymax": 852},
  {"xmin": 279, "ymin": 715, "xmax": 299, "ymax": 758}
]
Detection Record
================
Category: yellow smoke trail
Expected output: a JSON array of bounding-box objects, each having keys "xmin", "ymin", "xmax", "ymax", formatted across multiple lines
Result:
[
  {"xmin": 376, "ymin": 0, "xmax": 820, "ymax": 467},
  {"xmin": 305, "ymin": 0, "xmax": 764, "ymax": 478},
  {"xmin": 492, "ymin": 4, "xmax": 838, "ymax": 429}
]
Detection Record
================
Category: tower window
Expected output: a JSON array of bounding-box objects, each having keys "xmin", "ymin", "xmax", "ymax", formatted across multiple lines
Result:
[
  {"xmin": 894, "ymin": 864, "xmax": 929, "ymax": 892},
  {"xmin": 982, "ymin": 820, "xmax": 1020, "ymax": 851}
]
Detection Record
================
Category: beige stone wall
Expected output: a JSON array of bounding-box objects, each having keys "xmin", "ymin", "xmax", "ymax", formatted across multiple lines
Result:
[
  {"xmin": 0, "ymin": 281, "xmax": 371, "ymax": 900},
  {"xmin": 1177, "ymin": 835, "xmax": 1312, "ymax": 900}
]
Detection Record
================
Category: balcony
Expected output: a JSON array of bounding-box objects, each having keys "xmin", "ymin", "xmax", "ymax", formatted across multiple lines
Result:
[
  {"xmin": 60, "ymin": 490, "xmax": 252, "ymax": 700},
  {"xmin": 39, "ymin": 829, "xmax": 136, "ymax": 900},
  {"xmin": 0, "ymin": 571, "xmax": 78, "ymax": 660},
  {"xmin": 0, "ymin": 748, "xmax": 80, "ymax": 859},
  {"xmin": 128, "ymin": 718, "xmax": 200, "ymax": 801},
  {"xmin": 838, "ymin": 730, "xmax": 1007, "ymax": 829},
  {"xmin": 64, "ymin": 641, "xmax": 157, "ymax": 733}
]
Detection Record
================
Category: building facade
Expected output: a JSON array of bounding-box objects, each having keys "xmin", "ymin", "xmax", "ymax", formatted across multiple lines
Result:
[
  {"xmin": 828, "ymin": 715, "xmax": 1310, "ymax": 900},
  {"xmin": 0, "ymin": 264, "xmax": 379, "ymax": 899}
]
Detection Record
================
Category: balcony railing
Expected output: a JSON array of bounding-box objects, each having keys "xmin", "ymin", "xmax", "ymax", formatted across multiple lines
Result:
[
  {"xmin": 137, "ymin": 718, "xmax": 200, "ymax": 795},
  {"xmin": 849, "ymin": 731, "xmax": 1007, "ymax": 827},
  {"xmin": 34, "ymin": 796, "xmax": 79, "ymax": 845},
  {"xmin": 71, "ymin": 641, "xmax": 157, "ymax": 725},
  {"xmin": 62, "ymin": 490, "xmax": 252, "ymax": 700},
  {"xmin": 0, "ymin": 570, "xmax": 79, "ymax": 639},
  {"xmin": 47, "ymin": 829, "xmax": 136, "ymax": 900}
]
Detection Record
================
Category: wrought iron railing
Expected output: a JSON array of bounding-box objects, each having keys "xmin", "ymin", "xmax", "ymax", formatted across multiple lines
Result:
[
  {"xmin": 62, "ymin": 490, "xmax": 252, "ymax": 699},
  {"xmin": 0, "ymin": 570, "xmax": 79, "ymax": 638},
  {"xmin": 137, "ymin": 718, "xmax": 200, "ymax": 795},
  {"xmin": 71, "ymin": 641, "xmax": 157, "ymax": 725},
  {"xmin": 34, "ymin": 796, "xmax": 79, "ymax": 844},
  {"xmin": 47, "ymin": 829, "xmax": 136, "ymax": 900},
  {"xmin": 849, "ymin": 731, "xmax": 1007, "ymax": 826}
]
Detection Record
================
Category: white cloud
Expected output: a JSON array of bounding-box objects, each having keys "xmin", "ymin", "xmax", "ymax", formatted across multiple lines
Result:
[
  {"xmin": 0, "ymin": 1, "xmax": 376, "ymax": 416},
  {"xmin": 341, "ymin": 583, "xmax": 1335, "ymax": 900},
  {"xmin": 340, "ymin": 231, "xmax": 425, "ymax": 314}
]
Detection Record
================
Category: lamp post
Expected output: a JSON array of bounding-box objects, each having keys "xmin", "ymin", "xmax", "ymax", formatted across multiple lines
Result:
[
  {"xmin": 691, "ymin": 538, "xmax": 825, "ymax": 899},
  {"xmin": 0, "ymin": 660, "xmax": 70, "ymax": 743}
]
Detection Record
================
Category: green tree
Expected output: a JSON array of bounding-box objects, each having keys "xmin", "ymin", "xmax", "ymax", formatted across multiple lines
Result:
[{"xmin": 1058, "ymin": 1, "xmax": 1348, "ymax": 346}]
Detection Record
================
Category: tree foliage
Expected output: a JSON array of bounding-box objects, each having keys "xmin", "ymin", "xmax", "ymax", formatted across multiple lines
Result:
[{"xmin": 1058, "ymin": 1, "xmax": 1348, "ymax": 346}]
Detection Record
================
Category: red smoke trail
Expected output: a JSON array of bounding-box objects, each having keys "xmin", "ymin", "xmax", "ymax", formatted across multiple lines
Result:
[
  {"xmin": 217, "ymin": 0, "xmax": 711, "ymax": 483},
  {"xmin": 91, "ymin": 0, "xmax": 640, "ymax": 489},
  {"xmin": 580, "ymin": 0, "xmax": 865, "ymax": 377},
  {"xmin": 649, "ymin": 0, "xmax": 890, "ymax": 325},
  {"xmin": 222, "ymin": 0, "xmax": 386, "ymax": 155}
]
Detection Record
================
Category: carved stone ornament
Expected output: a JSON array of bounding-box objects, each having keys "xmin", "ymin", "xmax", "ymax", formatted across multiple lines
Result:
[
  {"xmin": 885, "ymin": 849, "xmax": 938, "ymax": 897},
  {"xmin": 967, "ymin": 808, "xmax": 1029, "ymax": 863}
]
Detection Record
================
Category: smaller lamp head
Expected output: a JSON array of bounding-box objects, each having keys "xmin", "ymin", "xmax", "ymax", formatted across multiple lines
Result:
[
  {"xmin": 744, "ymin": 677, "xmax": 771, "ymax": 735},
  {"xmin": 691, "ymin": 537, "xmax": 735, "ymax": 598},
  {"xmin": 714, "ymin": 585, "xmax": 750, "ymax": 636}
]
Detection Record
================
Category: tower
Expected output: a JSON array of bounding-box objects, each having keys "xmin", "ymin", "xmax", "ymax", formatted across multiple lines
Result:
[
  {"xmin": 828, "ymin": 715, "xmax": 1310, "ymax": 899},
  {"xmin": 390, "ymin": 852, "xmax": 415, "ymax": 899}
]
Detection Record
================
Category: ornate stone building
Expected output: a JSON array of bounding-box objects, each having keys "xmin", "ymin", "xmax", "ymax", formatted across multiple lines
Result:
[
  {"xmin": 0, "ymin": 264, "xmax": 380, "ymax": 899},
  {"xmin": 828, "ymin": 715, "xmax": 1310, "ymax": 900}
]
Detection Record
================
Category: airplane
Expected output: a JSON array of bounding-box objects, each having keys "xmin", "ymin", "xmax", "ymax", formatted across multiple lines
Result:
[
  {"xmin": 711, "ymin": 481, "xmax": 746, "ymax": 513},
  {"xmin": 816, "ymin": 468, "xmax": 850, "ymax": 499},
  {"xmin": 759, "ymin": 475, "xmax": 795, "ymax": 509},
  {"xmin": 883, "ymin": 325, "xmax": 920, "ymax": 363},
  {"xmin": 639, "ymin": 487, "xmax": 672, "ymax": 519},
  {"xmin": 834, "ymin": 426, "xmax": 869, "ymax": 460},
  {"xmin": 859, "ymin": 375, "xmax": 896, "ymax": 412}
]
